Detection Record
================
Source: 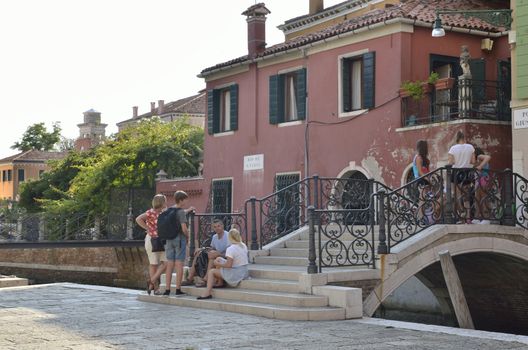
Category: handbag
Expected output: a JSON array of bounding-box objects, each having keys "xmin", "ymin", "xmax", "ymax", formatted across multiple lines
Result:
[{"xmin": 151, "ymin": 236, "xmax": 165, "ymax": 252}]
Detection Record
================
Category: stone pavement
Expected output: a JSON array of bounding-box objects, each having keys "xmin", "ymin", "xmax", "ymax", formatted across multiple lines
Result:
[{"xmin": 0, "ymin": 283, "xmax": 527, "ymax": 350}]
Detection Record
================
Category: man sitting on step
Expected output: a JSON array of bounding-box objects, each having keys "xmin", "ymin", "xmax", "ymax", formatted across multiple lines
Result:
[{"xmin": 182, "ymin": 219, "xmax": 230, "ymax": 287}]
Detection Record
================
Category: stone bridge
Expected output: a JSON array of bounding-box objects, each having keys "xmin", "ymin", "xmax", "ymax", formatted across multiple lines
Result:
[{"xmin": 363, "ymin": 224, "xmax": 528, "ymax": 334}]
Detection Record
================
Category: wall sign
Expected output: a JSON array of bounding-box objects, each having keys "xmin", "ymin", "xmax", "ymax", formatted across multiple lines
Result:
[
  {"xmin": 514, "ymin": 108, "xmax": 528, "ymax": 129},
  {"xmin": 244, "ymin": 154, "xmax": 264, "ymax": 171}
]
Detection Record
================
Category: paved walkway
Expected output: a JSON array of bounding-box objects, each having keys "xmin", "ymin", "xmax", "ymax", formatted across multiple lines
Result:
[{"xmin": 0, "ymin": 283, "xmax": 527, "ymax": 350}]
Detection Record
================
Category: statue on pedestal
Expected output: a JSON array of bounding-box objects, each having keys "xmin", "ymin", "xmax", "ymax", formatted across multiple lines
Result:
[{"xmin": 459, "ymin": 45, "xmax": 472, "ymax": 79}]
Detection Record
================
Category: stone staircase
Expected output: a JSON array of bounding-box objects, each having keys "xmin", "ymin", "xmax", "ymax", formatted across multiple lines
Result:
[{"xmin": 138, "ymin": 225, "xmax": 378, "ymax": 321}]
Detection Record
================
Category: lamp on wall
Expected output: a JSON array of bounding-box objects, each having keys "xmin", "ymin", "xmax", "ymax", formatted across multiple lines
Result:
[{"xmin": 432, "ymin": 9, "xmax": 513, "ymax": 38}]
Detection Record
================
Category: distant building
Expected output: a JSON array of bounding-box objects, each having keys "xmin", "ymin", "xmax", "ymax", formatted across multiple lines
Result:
[
  {"xmin": 0, "ymin": 150, "xmax": 66, "ymax": 201},
  {"xmin": 75, "ymin": 109, "xmax": 108, "ymax": 151},
  {"xmin": 116, "ymin": 93, "xmax": 206, "ymax": 132}
]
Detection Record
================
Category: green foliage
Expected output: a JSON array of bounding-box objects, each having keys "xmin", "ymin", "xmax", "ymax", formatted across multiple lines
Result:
[
  {"xmin": 18, "ymin": 118, "xmax": 203, "ymax": 216},
  {"xmin": 12, "ymin": 122, "xmax": 62, "ymax": 151},
  {"xmin": 427, "ymin": 72, "xmax": 440, "ymax": 84},
  {"xmin": 401, "ymin": 72, "xmax": 439, "ymax": 101},
  {"xmin": 401, "ymin": 80, "xmax": 426, "ymax": 100}
]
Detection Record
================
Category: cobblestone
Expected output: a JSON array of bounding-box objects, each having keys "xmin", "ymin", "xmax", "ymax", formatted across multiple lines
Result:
[{"xmin": 0, "ymin": 283, "xmax": 527, "ymax": 350}]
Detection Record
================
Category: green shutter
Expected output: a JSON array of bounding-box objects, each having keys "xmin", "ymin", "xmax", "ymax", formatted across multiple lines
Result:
[
  {"xmin": 342, "ymin": 58, "xmax": 351, "ymax": 112},
  {"xmin": 362, "ymin": 52, "xmax": 376, "ymax": 109},
  {"xmin": 469, "ymin": 59, "xmax": 486, "ymax": 102},
  {"xmin": 230, "ymin": 84, "xmax": 238, "ymax": 131},
  {"xmin": 212, "ymin": 90, "xmax": 220, "ymax": 133},
  {"xmin": 269, "ymin": 75, "xmax": 279, "ymax": 124},
  {"xmin": 296, "ymin": 68, "xmax": 307, "ymax": 120},
  {"xmin": 207, "ymin": 89, "xmax": 214, "ymax": 135},
  {"xmin": 517, "ymin": 2, "xmax": 528, "ymax": 98}
]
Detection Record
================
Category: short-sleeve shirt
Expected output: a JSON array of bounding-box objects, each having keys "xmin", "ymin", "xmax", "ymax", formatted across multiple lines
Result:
[
  {"xmin": 145, "ymin": 209, "xmax": 160, "ymax": 238},
  {"xmin": 211, "ymin": 231, "xmax": 230, "ymax": 255},
  {"xmin": 448, "ymin": 143, "xmax": 475, "ymax": 168},
  {"xmin": 226, "ymin": 244, "xmax": 248, "ymax": 267},
  {"xmin": 176, "ymin": 208, "xmax": 187, "ymax": 227}
]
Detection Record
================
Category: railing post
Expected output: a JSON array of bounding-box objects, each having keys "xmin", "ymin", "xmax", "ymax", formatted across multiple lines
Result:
[
  {"xmin": 16, "ymin": 216, "xmax": 23, "ymax": 241},
  {"xmin": 250, "ymin": 197, "xmax": 259, "ymax": 250},
  {"xmin": 188, "ymin": 211, "xmax": 196, "ymax": 267},
  {"xmin": 377, "ymin": 191, "xmax": 388, "ymax": 254},
  {"xmin": 307, "ymin": 206, "xmax": 318, "ymax": 274},
  {"xmin": 126, "ymin": 207, "xmax": 134, "ymax": 240},
  {"xmin": 92, "ymin": 216, "xmax": 101, "ymax": 240},
  {"xmin": 313, "ymin": 174, "xmax": 319, "ymax": 209},
  {"xmin": 38, "ymin": 214, "xmax": 46, "ymax": 241},
  {"xmin": 503, "ymin": 169, "xmax": 515, "ymax": 226},
  {"xmin": 458, "ymin": 77, "xmax": 472, "ymax": 119},
  {"xmin": 445, "ymin": 165, "xmax": 455, "ymax": 224}
]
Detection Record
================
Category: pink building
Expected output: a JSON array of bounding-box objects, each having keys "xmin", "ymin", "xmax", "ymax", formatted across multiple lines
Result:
[{"xmin": 158, "ymin": 0, "xmax": 512, "ymax": 215}]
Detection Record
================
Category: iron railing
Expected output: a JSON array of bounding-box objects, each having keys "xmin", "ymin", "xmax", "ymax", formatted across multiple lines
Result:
[
  {"xmin": 402, "ymin": 79, "xmax": 511, "ymax": 127},
  {"xmin": 376, "ymin": 166, "xmax": 526, "ymax": 253},
  {"xmin": 187, "ymin": 211, "xmax": 248, "ymax": 263}
]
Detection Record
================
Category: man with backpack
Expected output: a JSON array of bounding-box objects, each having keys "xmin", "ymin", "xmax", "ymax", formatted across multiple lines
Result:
[{"xmin": 157, "ymin": 190, "xmax": 192, "ymax": 296}]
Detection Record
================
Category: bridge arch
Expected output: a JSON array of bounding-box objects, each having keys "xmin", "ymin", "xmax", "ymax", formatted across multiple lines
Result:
[{"xmin": 364, "ymin": 232, "xmax": 528, "ymax": 333}]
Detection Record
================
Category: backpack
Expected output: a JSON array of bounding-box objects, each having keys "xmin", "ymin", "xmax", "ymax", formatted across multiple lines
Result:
[{"xmin": 157, "ymin": 207, "xmax": 183, "ymax": 240}]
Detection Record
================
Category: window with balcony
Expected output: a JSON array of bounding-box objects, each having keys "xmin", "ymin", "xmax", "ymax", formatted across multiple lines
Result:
[
  {"xmin": 207, "ymin": 84, "xmax": 238, "ymax": 135},
  {"xmin": 269, "ymin": 68, "xmax": 306, "ymax": 124},
  {"xmin": 339, "ymin": 52, "xmax": 375, "ymax": 116}
]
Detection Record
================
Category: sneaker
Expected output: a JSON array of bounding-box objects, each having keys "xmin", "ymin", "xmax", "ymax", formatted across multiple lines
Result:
[
  {"xmin": 180, "ymin": 280, "xmax": 193, "ymax": 286},
  {"xmin": 175, "ymin": 289, "xmax": 186, "ymax": 296},
  {"xmin": 471, "ymin": 219, "xmax": 481, "ymax": 224},
  {"xmin": 479, "ymin": 220, "xmax": 491, "ymax": 225}
]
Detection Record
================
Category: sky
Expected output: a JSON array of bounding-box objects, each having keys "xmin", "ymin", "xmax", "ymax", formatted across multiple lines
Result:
[{"xmin": 0, "ymin": 0, "xmax": 343, "ymax": 159}]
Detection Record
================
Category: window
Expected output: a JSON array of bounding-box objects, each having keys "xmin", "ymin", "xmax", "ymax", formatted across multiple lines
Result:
[
  {"xmin": 18, "ymin": 169, "xmax": 24, "ymax": 182},
  {"xmin": 1, "ymin": 170, "xmax": 5, "ymax": 182},
  {"xmin": 211, "ymin": 179, "xmax": 232, "ymax": 214},
  {"xmin": 39, "ymin": 170, "xmax": 45, "ymax": 178},
  {"xmin": 207, "ymin": 84, "xmax": 238, "ymax": 134},
  {"xmin": 340, "ymin": 52, "xmax": 375, "ymax": 115},
  {"xmin": 7, "ymin": 170, "xmax": 12, "ymax": 182},
  {"xmin": 275, "ymin": 173, "xmax": 301, "ymax": 234},
  {"xmin": 269, "ymin": 68, "xmax": 306, "ymax": 124}
]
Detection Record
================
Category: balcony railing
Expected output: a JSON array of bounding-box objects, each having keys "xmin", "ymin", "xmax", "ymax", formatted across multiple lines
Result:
[{"xmin": 402, "ymin": 78, "xmax": 511, "ymax": 127}]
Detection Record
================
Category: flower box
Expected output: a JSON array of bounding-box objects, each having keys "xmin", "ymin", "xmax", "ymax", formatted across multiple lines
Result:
[{"xmin": 435, "ymin": 77, "xmax": 455, "ymax": 90}]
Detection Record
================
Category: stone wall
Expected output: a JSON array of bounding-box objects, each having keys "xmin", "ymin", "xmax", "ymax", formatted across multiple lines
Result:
[{"xmin": 0, "ymin": 244, "xmax": 149, "ymax": 289}]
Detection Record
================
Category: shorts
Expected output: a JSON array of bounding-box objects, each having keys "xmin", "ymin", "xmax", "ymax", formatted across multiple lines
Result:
[
  {"xmin": 478, "ymin": 175, "xmax": 490, "ymax": 189},
  {"xmin": 165, "ymin": 235, "xmax": 187, "ymax": 262},
  {"xmin": 451, "ymin": 169, "xmax": 473, "ymax": 185},
  {"xmin": 145, "ymin": 235, "xmax": 167, "ymax": 265}
]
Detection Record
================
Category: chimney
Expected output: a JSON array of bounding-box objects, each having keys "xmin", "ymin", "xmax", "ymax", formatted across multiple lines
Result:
[
  {"xmin": 158, "ymin": 100, "xmax": 165, "ymax": 115},
  {"xmin": 132, "ymin": 106, "xmax": 138, "ymax": 118},
  {"xmin": 242, "ymin": 3, "xmax": 271, "ymax": 58},
  {"xmin": 309, "ymin": 0, "xmax": 324, "ymax": 15},
  {"xmin": 150, "ymin": 102, "xmax": 156, "ymax": 114}
]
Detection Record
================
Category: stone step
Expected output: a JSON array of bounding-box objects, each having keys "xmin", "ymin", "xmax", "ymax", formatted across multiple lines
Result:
[
  {"xmin": 138, "ymin": 294, "xmax": 346, "ymax": 321},
  {"xmin": 240, "ymin": 278, "xmax": 300, "ymax": 293},
  {"xmin": 254, "ymin": 256, "xmax": 308, "ymax": 266},
  {"xmin": 178, "ymin": 286, "xmax": 328, "ymax": 307},
  {"xmin": 249, "ymin": 264, "xmax": 305, "ymax": 281},
  {"xmin": 0, "ymin": 276, "xmax": 28, "ymax": 288}
]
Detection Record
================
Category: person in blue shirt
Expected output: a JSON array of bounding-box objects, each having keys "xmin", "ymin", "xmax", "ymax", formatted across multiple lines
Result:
[{"xmin": 182, "ymin": 219, "xmax": 230, "ymax": 286}]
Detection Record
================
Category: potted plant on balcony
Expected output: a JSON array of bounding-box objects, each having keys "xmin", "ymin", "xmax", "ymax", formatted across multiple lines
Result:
[
  {"xmin": 434, "ymin": 76, "xmax": 456, "ymax": 90},
  {"xmin": 399, "ymin": 72, "xmax": 438, "ymax": 100}
]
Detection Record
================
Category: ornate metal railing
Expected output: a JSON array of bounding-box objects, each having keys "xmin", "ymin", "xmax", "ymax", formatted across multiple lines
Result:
[
  {"xmin": 376, "ymin": 166, "xmax": 525, "ymax": 253},
  {"xmin": 247, "ymin": 177, "xmax": 313, "ymax": 249},
  {"xmin": 187, "ymin": 211, "xmax": 247, "ymax": 262},
  {"xmin": 402, "ymin": 79, "xmax": 511, "ymax": 127},
  {"xmin": 308, "ymin": 207, "xmax": 376, "ymax": 272}
]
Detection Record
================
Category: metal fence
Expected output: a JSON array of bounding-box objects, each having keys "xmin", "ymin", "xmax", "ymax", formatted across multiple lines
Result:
[{"xmin": 402, "ymin": 79, "xmax": 511, "ymax": 127}]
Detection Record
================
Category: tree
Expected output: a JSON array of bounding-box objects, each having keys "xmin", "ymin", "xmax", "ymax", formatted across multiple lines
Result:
[
  {"xmin": 19, "ymin": 118, "xmax": 203, "ymax": 216},
  {"xmin": 12, "ymin": 122, "xmax": 62, "ymax": 151}
]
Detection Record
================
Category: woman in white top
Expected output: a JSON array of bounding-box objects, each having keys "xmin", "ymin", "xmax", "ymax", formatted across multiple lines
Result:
[{"xmin": 197, "ymin": 228, "xmax": 249, "ymax": 300}]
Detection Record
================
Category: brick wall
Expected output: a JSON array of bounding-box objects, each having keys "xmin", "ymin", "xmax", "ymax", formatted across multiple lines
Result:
[{"xmin": 0, "ymin": 245, "xmax": 149, "ymax": 289}]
